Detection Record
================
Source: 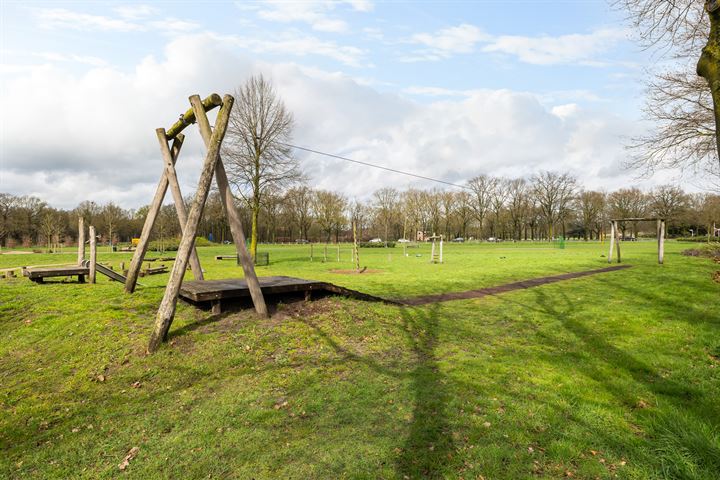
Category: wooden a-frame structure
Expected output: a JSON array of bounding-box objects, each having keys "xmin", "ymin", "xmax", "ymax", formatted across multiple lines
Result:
[
  {"xmin": 607, "ymin": 217, "xmax": 666, "ymax": 265},
  {"xmin": 123, "ymin": 93, "xmax": 268, "ymax": 353}
]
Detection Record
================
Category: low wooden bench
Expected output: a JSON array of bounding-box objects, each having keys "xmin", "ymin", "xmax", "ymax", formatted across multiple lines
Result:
[{"xmin": 22, "ymin": 266, "xmax": 89, "ymax": 283}]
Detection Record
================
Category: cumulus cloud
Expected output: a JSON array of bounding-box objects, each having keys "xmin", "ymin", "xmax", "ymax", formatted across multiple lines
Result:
[
  {"xmin": 1, "ymin": 34, "xmax": 652, "ymax": 209},
  {"xmin": 403, "ymin": 24, "xmax": 489, "ymax": 61},
  {"xmin": 255, "ymin": 0, "xmax": 373, "ymax": 33},
  {"xmin": 483, "ymin": 28, "xmax": 628, "ymax": 66}
]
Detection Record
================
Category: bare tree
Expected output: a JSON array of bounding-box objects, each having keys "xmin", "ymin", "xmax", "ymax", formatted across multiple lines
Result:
[
  {"xmin": 577, "ymin": 190, "xmax": 607, "ymax": 240},
  {"xmin": 313, "ymin": 190, "xmax": 346, "ymax": 243},
  {"xmin": 224, "ymin": 74, "xmax": 301, "ymax": 258},
  {"xmin": 608, "ymin": 187, "xmax": 648, "ymax": 238},
  {"xmin": 532, "ymin": 171, "xmax": 577, "ymax": 239},
  {"xmin": 650, "ymin": 185, "xmax": 689, "ymax": 223},
  {"xmin": 101, "ymin": 202, "xmax": 124, "ymax": 248},
  {"xmin": 0, "ymin": 193, "xmax": 16, "ymax": 248},
  {"xmin": 284, "ymin": 186, "xmax": 314, "ymax": 241},
  {"xmin": 373, "ymin": 187, "xmax": 399, "ymax": 242},
  {"xmin": 506, "ymin": 178, "xmax": 529, "ymax": 241},
  {"xmin": 616, "ymin": 1, "xmax": 720, "ymax": 187},
  {"xmin": 467, "ymin": 174, "xmax": 497, "ymax": 240}
]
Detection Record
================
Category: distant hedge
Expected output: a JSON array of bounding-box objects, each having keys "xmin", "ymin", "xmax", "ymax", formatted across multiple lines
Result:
[
  {"xmin": 149, "ymin": 237, "xmax": 216, "ymax": 252},
  {"xmin": 674, "ymin": 236, "xmax": 720, "ymax": 243},
  {"xmin": 359, "ymin": 241, "xmax": 396, "ymax": 248}
]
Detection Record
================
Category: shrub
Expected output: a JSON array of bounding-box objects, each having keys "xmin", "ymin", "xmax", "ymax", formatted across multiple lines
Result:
[{"xmin": 359, "ymin": 241, "xmax": 396, "ymax": 248}]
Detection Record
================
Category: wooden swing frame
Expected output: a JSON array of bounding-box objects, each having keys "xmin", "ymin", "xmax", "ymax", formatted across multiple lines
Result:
[
  {"xmin": 607, "ymin": 217, "xmax": 666, "ymax": 265},
  {"xmin": 123, "ymin": 93, "xmax": 268, "ymax": 353}
]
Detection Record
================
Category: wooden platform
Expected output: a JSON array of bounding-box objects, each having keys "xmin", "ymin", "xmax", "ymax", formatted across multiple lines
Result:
[
  {"xmin": 23, "ymin": 266, "xmax": 89, "ymax": 283},
  {"xmin": 179, "ymin": 275, "xmax": 393, "ymax": 312}
]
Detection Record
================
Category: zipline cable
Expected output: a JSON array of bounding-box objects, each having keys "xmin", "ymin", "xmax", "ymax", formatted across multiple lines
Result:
[{"xmin": 281, "ymin": 142, "xmax": 472, "ymax": 190}]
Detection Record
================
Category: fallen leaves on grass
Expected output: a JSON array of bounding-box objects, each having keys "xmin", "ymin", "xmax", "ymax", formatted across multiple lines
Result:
[{"xmin": 118, "ymin": 446, "xmax": 139, "ymax": 471}]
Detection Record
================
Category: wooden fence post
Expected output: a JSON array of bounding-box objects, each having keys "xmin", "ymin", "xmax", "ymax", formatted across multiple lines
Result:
[
  {"xmin": 89, "ymin": 225, "xmax": 97, "ymax": 284},
  {"xmin": 77, "ymin": 217, "xmax": 85, "ymax": 265}
]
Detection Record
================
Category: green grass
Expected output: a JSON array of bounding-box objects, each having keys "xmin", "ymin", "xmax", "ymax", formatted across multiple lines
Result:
[{"xmin": 1, "ymin": 241, "xmax": 719, "ymax": 479}]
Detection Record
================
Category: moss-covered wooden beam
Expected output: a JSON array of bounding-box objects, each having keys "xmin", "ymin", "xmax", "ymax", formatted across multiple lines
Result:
[
  {"xmin": 697, "ymin": 2, "xmax": 720, "ymax": 156},
  {"xmin": 165, "ymin": 93, "xmax": 223, "ymax": 140}
]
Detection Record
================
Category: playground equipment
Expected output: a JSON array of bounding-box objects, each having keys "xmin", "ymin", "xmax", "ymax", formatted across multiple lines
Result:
[
  {"xmin": 429, "ymin": 234, "xmax": 443, "ymax": 264},
  {"xmin": 127, "ymin": 93, "xmax": 268, "ymax": 353},
  {"xmin": 608, "ymin": 218, "xmax": 666, "ymax": 264}
]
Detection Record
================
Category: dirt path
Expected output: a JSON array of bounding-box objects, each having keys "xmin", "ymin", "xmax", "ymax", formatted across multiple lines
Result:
[{"xmin": 400, "ymin": 265, "xmax": 632, "ymax": 306}]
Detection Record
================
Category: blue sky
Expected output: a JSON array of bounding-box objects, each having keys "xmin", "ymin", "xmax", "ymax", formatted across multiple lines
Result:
[{"xmin": 0, "ymin": 1, "xmax": 676, "ymax": 209}]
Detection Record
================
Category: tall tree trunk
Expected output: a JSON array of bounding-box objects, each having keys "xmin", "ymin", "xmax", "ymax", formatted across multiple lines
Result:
[{"xmin": 698, "ymin": 2, "xmax": 720, "ymax": 173}]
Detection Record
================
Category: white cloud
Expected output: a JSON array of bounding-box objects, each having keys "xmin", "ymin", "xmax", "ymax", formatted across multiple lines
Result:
[
  {"xmin": 483, "ymin": 28, "xmax": 628, "ymax": 66},
  {"xmin": 114, "ymin": 4, "xmax": 159, "ymax": 20},
  {"xmin": 255, "ymin": 0, "xmax": 373, "ymax": 33},
  {"xmin": 36, "ymin": 8, "xmax": 142, "ymax": 32},
  {"xmin": 404, "ymin": 24, "xmax": 489, "ymax": 61},
  {"xmin": 1, "ymin": 34, "xmax": 662, "ymax": 210}
]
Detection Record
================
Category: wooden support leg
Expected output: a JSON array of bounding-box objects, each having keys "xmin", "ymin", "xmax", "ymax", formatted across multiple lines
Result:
[
  {"xmin": 156, "ymin": 128, "xmax": 204, "ymax": 281},
  {"xmin": 607, "ymin": 222, "xmax": 615, "ymax": 263},
  {"xmin": 614, "ymin": 221, "xmax": 622, "ymax": 263},
  {"xmin": 89, "ymin": 225, "xmax": 97, "ymax": 284},
  {"xmin": 78, "ymin": 274, "xmax": 85, "ymax": 284},
  {"xmin": 125, "ymin": 135, "xmax": 185, "ymax": 293},
  {"xmin": 148, "ymin": 95, "xmax": 233, "ymax": 353},
  {"xmin": 211, "ymin": 300, "xmax": 222, "ymax": 315},
  {"xmin": 189, "ymin": 94, "xmax": 269, "ymax": 318},
  {"xmin": 305, "ymin": 290, "xmax": 312, "ymax": 302},
  {"xmin": 77, "ymin": 217, "xmax": 85, "ymax": 265}
]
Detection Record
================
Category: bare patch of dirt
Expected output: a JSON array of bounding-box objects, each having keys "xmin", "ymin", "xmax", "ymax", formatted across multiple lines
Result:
[{"xmin": 329, "ymin": 268, "xmax": 383, "ymax": 274}]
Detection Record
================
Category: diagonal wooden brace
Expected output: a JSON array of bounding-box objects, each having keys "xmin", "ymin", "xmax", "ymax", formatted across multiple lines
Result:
[
  {"xmin": 148, "ymin": 94, "xmax": 234, "ymax": 353},
  {"xmin": 188, "ymin": 94, "xmax": 269, "ymax": 318},
  {"xmin": 125, "ymin": 135, "xmax": 185, "ymax": 293},
  {"xmin": 156, "ymin": 128, "xmax": 204, "ymax": 281}
]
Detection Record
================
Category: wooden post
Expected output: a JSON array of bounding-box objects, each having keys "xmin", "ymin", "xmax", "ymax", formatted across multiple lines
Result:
[
  {"xmin": 188, "ymin": 94, "xmax": 268, "ymax": 318},
  {"xmin": 337, "ymin": 245, "xmax": 340, "ymax": 262},
  {"xmin": 439, "ymin": 235, "xmax": 443, "ymax": 264},
  {"xmin": 614, "ymin": 220, "xmax": 622, "ymax": 263},
  {"xmin": 148, "ymin": 95, "xmax": 233, "ymax": 353},
  {"xmin": 77, "ymin": 217, "xmax": 85, "ymax": 265},
  {"xmin": 607, "ymin": 221, "xmax": 615, "ymax": 263},
  {"xmin": 352, "ymin": 220, "xmax": 360, "ymax": 272},
  {"xmin": 89, "ymin": 225, "xmax": 97, "ymax": 284},
  {"xmin": 125, "ymin": 134, "xmax": 185, "ymax": 293},
  {"xmin": 430, "ymin": 238, "xmax": 436, "ymax": 263},
  {"xmin": 310, "ymin": 243, "xmax": 313, "ymax": 262},
  {"xmin": 324, "ymin": 244, "xmax": 327, "ymax": 262},
  {"xmin": 659, "ymin": 220, "xmax": 665, "ymax": 264},
  {"xmin": 156, "ymin": 128, "xmax": 204, "ymax": 281}
]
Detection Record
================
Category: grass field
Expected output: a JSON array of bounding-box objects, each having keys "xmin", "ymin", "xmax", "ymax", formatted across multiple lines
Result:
[{"xmin": 1, "ymin": 241, "xmax": 719, "ymax": 479}]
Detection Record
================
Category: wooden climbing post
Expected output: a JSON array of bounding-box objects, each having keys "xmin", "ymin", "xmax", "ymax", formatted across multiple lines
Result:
[
  {"xmin": 77, "ymin": 217, "xmax": 85, "ymax": 265},
  {"xmin": 148, "ymin": 95, "xmax": 233, "ymax": 353},
  {"xmin": 89, "ymin": 225, "xmax": 97, "ymax": 284},
  {"xmin": 614, "ymin": 221, "xmax": 622, "ymax": 263},
  {"xmin": 658, "ymin": 219, "xmax": 665, "ymax": 265},
  {"xmin": 607, "ymin": 221, "xmax": 615, "ymax": 263},
  {"xmin": 352, "ymin": 220, "xmax": 360, "ymax": 272}
]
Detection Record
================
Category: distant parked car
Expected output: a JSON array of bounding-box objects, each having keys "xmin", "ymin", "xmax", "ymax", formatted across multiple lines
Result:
[
  {"xmin": 451, "ymin": 237, "xmax": 464, "ymax": 243},
  {"xmin": 368, "ymin": 238, "xmax": 383, "ymax": 243},
  {"xmin": 397, "ymin": 238, "xmax": 411, "ymax": 243},
  {"xmin": 295, "ymin": 239, "xmax": 309, "ymax": 244}
]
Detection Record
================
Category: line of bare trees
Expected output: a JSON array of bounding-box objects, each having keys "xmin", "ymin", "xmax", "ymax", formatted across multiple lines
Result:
[{"xmin": 2, "ymin": 172, "xmax": 719, "ymax": 250}]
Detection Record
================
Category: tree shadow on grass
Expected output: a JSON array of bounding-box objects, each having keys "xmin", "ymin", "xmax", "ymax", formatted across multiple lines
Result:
[
  {"xmin": 495, "ymin": 285, "xmax": 720, "ymax": 478},
  {"xmin": 299, "ymin": 302, "xmax": 456, "ymax": 479}
]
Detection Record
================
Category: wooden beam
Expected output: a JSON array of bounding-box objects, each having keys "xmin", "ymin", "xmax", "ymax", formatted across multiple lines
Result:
[
  {"xmin": 124, "ymin": 134, "xmax": 184, "ymax": 293},
  {"xmin": 148, "ymin": 94, "xmax": 233, "ymax": 353},
  {"xmin": 89, "ymin": 225, "xmax": 97, "ymax": 283},
  {"xmin": 188, "ymin": 94, "xmax": 269, "ymax": 318},
  {"xmin": 607, "ymin": 221, "xmax": 615, "ymax": 263},
  {"xmin": 156, "ymin": 128, "xmax": 204, "ymax": 281},
  {"xmin": 165, "ymin": 94, "xmax": 222, "ymax": 140},
  {"xmin": 77, "ymin": 217, "xmax": 85, "ymax": 265}
]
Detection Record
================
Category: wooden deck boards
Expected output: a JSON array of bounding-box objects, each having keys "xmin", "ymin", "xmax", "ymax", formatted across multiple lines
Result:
[
  {"xmin": 23, "ymin": 266, "xmax": 89, "ymax": 283},
  {"xmin": 179, "ymin": 275, "xmax": 393, "ymax": 306}
]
